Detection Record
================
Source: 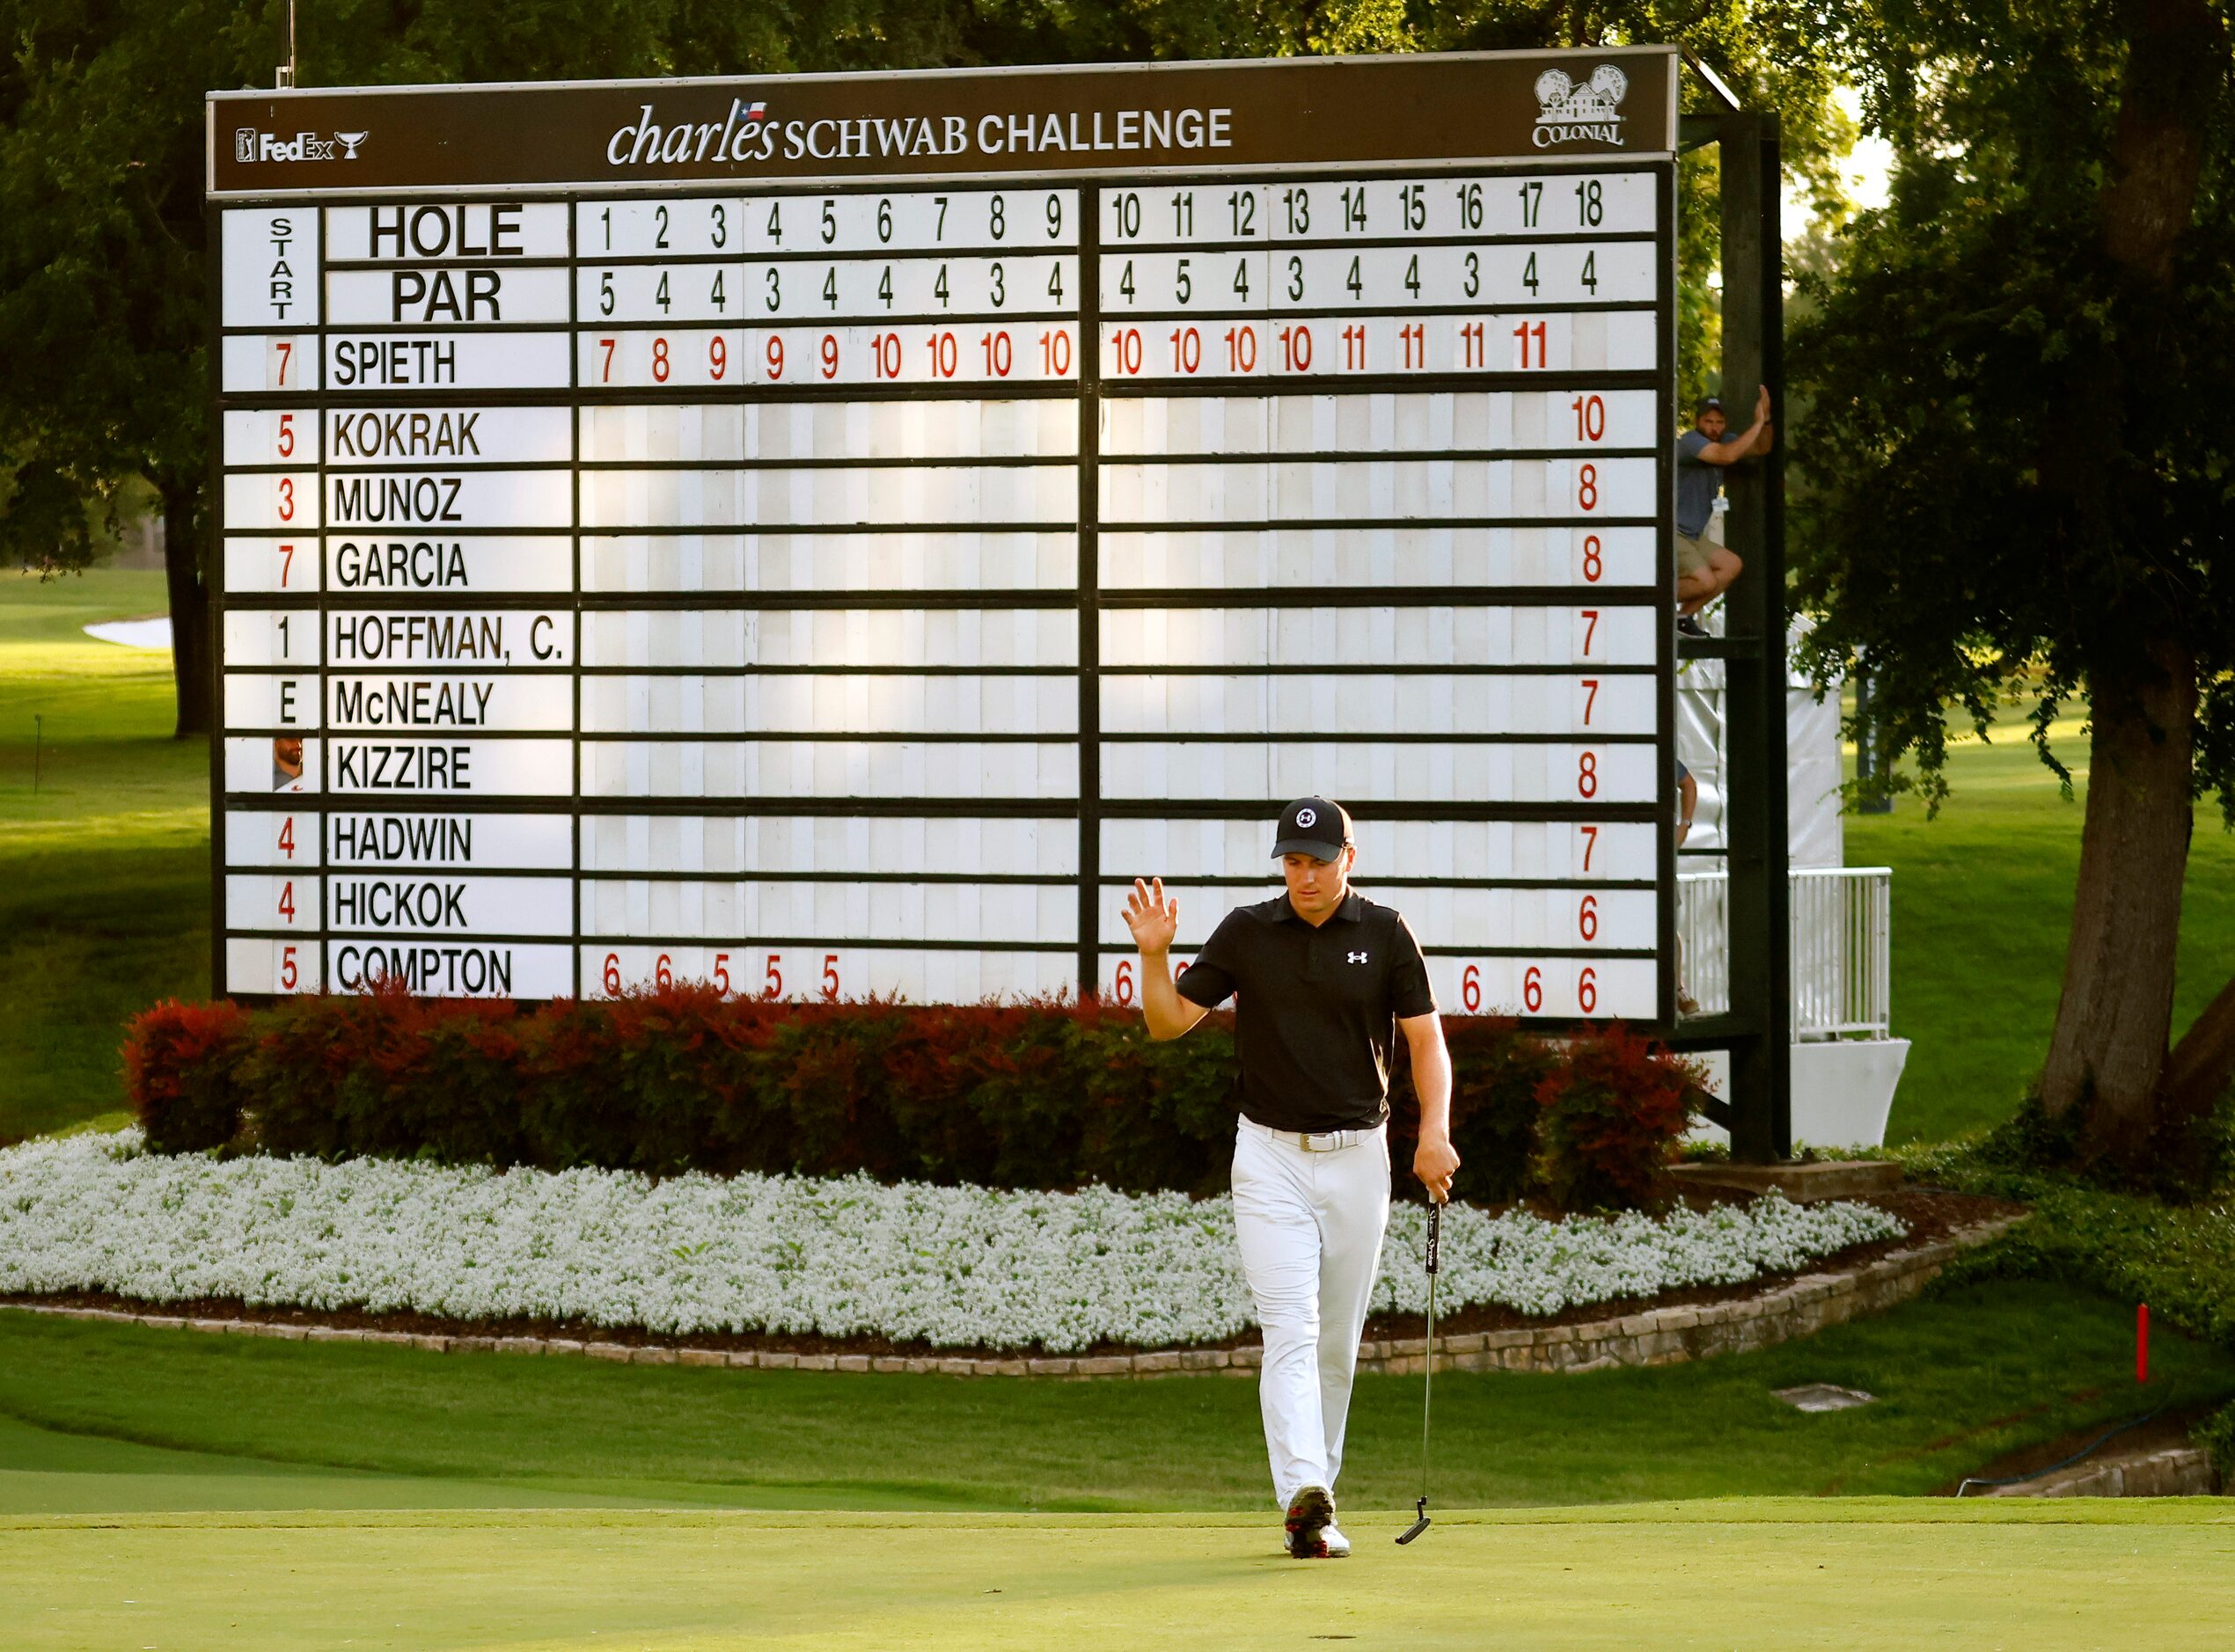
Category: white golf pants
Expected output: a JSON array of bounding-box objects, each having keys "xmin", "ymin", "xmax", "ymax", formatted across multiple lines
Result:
[{"xmin": 1229, "ymin": 1115, "xmax": 1392, "ymax": 1509}]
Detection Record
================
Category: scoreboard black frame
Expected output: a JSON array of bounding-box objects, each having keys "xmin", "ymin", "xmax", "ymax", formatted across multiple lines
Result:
[{"xmin": 205, "ymin": 47, "xmax": 1686, "ymax": 1033}]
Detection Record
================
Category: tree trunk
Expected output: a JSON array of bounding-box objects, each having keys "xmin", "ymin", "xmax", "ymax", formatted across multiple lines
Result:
[
  {"xmin": 160, "ymin": 481, "xmax": 210, "ymax": 738},
  {"xmin": 2038, "ymin": 642, "xmax": 2197, "ymax": 1166},
  {"xmin": 2033, "ymin": 0, "xmax": 2224, "ymax": 1173}
]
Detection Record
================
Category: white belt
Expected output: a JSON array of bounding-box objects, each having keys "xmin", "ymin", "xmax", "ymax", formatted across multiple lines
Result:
[{"xmin": 1239, "ymin": 1115, "xmax": 1381, "ymax": 1153}]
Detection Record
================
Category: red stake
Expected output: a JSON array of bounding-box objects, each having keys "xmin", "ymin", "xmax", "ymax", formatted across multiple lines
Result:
[{"xmin": 2137, "ymin": 1303, "xmax": 2150, "ymax": 1385}]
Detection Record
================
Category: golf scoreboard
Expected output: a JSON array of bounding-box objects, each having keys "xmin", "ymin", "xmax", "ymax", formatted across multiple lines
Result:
[{"xmin": 206, "ymin": 48, "xmax": 1680, "ymax": 1022}]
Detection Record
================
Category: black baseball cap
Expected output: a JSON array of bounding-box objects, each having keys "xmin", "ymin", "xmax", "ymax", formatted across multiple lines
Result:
[
  {"xmin": 1696, "ymin": 395, "xmax": 1725, "ymax": 417},
  {"xmin": 1271, "ymin": 796, "xmax": 1352, "ymax": 859}
]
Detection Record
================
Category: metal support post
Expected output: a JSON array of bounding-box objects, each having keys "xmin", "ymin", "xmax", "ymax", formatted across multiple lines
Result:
[{"xmin": 1716, "ymin": 113, "xmax": 1792, "ymax": 1162}]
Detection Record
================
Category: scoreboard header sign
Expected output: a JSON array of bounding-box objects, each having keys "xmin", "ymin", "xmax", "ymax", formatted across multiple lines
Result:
[
  {"xmin": 209, "ymin": 51, "xmax": 1675, "ymax": 194},
  {"xmin": 206, "ymin": 48, "xmax": 1682, "ymax": 1026}
]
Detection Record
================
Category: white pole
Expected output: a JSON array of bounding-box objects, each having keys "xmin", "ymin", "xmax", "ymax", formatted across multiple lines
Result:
[{"xmin": 277, "ymin": 0, "xmax": 297, "ymax": 88}]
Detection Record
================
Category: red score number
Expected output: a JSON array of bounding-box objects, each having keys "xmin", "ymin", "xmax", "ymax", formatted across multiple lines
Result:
[{"xmin": 1461, "ymin": 962, "xmax": 1482, "ymax": 1013}]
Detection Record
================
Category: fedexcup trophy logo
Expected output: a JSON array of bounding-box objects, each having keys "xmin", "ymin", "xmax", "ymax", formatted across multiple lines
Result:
[
  {"xmin": 1533, "ymin": 63, "xmax": 1628, "ymax": 147},
  {"xmin": 234, "ymin": 126, "xmax": 368, "ymax": 163}
]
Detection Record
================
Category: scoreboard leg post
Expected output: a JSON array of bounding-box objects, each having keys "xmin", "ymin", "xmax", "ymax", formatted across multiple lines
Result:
[{"xmin": 1715, "ymin": 111, "xmax": 1792, "ymax": 1164}]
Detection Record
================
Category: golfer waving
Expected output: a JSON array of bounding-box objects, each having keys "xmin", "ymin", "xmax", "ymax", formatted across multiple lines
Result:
[{"xmin": 1124, "ymin": 796, "xmax": 1458, "ymax": 1560}]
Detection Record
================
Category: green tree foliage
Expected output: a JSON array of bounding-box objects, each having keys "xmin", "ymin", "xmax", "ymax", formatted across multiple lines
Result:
[{"xmin": 1792, "ymin": 0, "xmax": 2235, "ymax": 1180}]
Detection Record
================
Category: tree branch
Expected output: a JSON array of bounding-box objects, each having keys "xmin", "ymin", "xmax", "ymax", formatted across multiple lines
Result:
[{"xmin": 2161, "ymin": 972, "xmax": 2235, "ymax": 1129}]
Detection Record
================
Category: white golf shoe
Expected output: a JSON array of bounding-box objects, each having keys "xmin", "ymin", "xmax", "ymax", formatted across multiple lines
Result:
[{"xmin": 1320, "ymin": 1522, "xmax": 1352, "ymax": 1558}]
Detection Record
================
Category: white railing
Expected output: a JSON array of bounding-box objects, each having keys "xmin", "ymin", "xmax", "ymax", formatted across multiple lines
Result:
[{"xmin": 1675, "ymin": 866, "xmax": 1892, "ymax": 1040}]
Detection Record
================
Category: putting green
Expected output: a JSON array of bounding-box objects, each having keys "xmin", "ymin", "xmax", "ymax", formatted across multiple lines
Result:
[{"xmin": 4, "ymin": 1502, "xmax": 2231, "ymax": 1649}]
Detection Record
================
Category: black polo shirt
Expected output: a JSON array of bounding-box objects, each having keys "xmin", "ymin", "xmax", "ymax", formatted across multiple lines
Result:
[{"xmin": 1176, "ymin": 891, "xmax": 1437, "ymax": 1133}]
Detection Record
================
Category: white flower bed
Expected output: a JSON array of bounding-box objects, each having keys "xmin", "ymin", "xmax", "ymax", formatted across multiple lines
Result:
[{"xmin": 0, "ymin": 1131, "xmax": 1905, "ymax": 1352}]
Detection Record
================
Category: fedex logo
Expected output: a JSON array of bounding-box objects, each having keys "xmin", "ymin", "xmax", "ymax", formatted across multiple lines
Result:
[{"xmin": 235, "ymin": 128, "xmax": 366, "ymax": 163}]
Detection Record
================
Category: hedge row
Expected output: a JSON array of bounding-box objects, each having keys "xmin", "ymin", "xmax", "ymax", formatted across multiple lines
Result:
[{"xmin": 124, "ymin": 990, "xmax": 1701, "ymax": 1210}]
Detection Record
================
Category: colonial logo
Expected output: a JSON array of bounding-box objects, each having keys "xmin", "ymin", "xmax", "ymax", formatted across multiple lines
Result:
[
  {"xmin": 1533, "ymin": 63, "xmax": 1628, "ymax": 148},
  {"xmin": 233, "ymin": 128, "xmax": 366, "ymax": 163}
]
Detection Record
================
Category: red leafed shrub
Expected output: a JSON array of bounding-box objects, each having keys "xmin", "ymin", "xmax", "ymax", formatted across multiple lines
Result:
[
  {"xmin": 122, "ymin": 1000, "xmax": 255, "ymax": 1152},
  {"xmin": 119, "ymin": 990, "xmax": 1699, "ymax": 1210},
  {"xmin": 1530, "ymin": 1023, "xmax": 1703, "ymax": 1212},
  {"xmin": 1391, "ymin": 1015, "xmax": 1559, "ymax": 1209}
]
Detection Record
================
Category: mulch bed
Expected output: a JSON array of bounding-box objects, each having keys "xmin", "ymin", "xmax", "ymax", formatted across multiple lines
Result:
[{"xmin": 2, "ymin": 1185, "xmax": 2023, "ymax": 1363}]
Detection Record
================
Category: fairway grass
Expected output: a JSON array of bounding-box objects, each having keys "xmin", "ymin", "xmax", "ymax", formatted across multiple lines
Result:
[
  {"xmin": 1846, "ymin": 716, "xmax": 2235, "ymax": 1144},
  {"xmin": 4, "ymin": 1502, "xmax": 2231, "ymax": 1650},
  {"xmin": 4, "ymin": 1281, "xmax": 2231, "ymax": 1515},
  {"xmin": 0, "ymin": 570, "xmax": 206, "ymax": 1144}
]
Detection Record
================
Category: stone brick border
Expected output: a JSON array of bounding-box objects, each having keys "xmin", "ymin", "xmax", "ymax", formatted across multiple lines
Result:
[
  {"xmin": 9, "ymin": 1215, "xmax": 2020, "ymax": 1380},
  {"xmin": 1981, "ymin": 1444, "xmax": 2220, "ymax": 1499}
]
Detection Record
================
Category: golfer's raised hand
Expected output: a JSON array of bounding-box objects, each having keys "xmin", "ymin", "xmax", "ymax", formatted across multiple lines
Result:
[
  {"xmin": 1123, "ymin": 877, "xmax": 1180, "ymax": 954},
  {"xmin": 1755, "ymin": 383, "xmax": 1772, "ymax": 422}
]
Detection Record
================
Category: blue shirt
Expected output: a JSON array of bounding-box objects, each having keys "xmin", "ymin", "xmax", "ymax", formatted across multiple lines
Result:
[{"xmin": 1676, "ymin": 428, "xmax": 1723, "ymax": 537}]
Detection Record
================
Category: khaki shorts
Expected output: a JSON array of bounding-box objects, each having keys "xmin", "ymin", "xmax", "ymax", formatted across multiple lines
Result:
[{"xmin": 1676, "ymin": 532, "xmax": 1718, "ymax": 581}]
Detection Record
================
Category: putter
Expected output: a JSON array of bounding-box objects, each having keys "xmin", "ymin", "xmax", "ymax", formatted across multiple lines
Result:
[{"xmin": 1396, "ymin": 1197, "xmax": 1441, "ymax": 1546}]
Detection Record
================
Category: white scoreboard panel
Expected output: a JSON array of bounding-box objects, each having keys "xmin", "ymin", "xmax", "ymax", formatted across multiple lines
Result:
[{"xmin": 209, "ymin": 48, "xmax": 1679, "ymax": 1026}]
